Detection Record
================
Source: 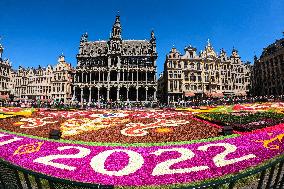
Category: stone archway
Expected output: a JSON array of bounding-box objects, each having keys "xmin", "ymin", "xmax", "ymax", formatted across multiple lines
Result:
[
  {"xmin": 91, "ymin": 87, "xmax": 98, "ymax": 102},
  {"xmin": 100, "ymin": 87, "xmax": 107, "ymax": 102},
  {"xmin": 129, "ymin": 86, "xmax": 136, "ymax": 101},
  {"xmin": 75, "ymin": 87, "xmax": 81, "ymax": 102},
  {"xmin": 120, "ymin": 86, "xmax": 127, "ymax": 101},
  {"xmin": 83, "ymin": 87, "xmax": 89, "ymax": 103},
  {"xmin": 110, "ymin": 86, "xmax": 117, "ymax": 102},
  {"xmin": 148, "ymin": 87, "xmax": 156, "ymax": 101},
  {"xmin": 138, "ymin": 87, "xmax": 146, "ymax": 101},
  {"xmin": 110, "ymin": 70, "xmax": 117, "ymax": 81}
]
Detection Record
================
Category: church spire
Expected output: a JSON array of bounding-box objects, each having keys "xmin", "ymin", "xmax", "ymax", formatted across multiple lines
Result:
[
  {"xmin": 150, "ymin": 30, "xmax": 156, "ymax": 41},
  {"xmin": 111, "ymin": 12, "xmax": 122, "ymax": 39},
  {"xmin": 207, "ymin": 38, "xmax": 211, "ymax": 47},
  {"xmin": 0, "ymin": 37, "xmax": 3, "ymax": 59},
  {"xmin": 80, "ymin": 32, "xmax": 88, "ymax": 43},
  {"xmin": 150, "ymin": 30, "xmax": 157, "ymax": 55}
]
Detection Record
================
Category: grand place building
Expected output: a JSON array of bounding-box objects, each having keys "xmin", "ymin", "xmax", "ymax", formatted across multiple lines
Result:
[
  {"xmin": 252, "ymin": 34, "xmax": 284, "ymax": 96},
  {"xmin": 158, "ymin": 40, "xmax": 252, "ymax": 104},
  {"xmin": 0, "ymin": 43, "xmax": 12, "ymax": 100},
  {"xmin": 0, "ymin": 49, "xmax": 72, "ymax": 103},
  {"xmin": 10, "ymin": 55, "xmax": 72, "ymax": 103},
  {"xmin": 0, "ymin": 15, "xmax": 256, "ymax": 105},
  {"xmin": 72, "ymin": 15, "xmax": 158, "ymax": 104}
]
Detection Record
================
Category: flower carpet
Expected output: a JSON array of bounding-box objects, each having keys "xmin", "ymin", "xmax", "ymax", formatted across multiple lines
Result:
[
  {"xmin": 0, "ymin": 104, "xmax": 283, "ymax": 188},
  {"xmin": 0, "ymin": 109, "xmax": 221, "ymax": 143},
  {"xmin": 196, "ymin": 111, "xmax": 284, "ymax": 132}
]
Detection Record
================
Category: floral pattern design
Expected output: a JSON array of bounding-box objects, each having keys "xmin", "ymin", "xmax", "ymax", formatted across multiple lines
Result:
[
  {"xmin": 0, "ymin": 104, "xmax": 283, "ymax": 187},
  {"xmin": 0, "ymin": 130, "xmax": 283, "ymax": 186}
]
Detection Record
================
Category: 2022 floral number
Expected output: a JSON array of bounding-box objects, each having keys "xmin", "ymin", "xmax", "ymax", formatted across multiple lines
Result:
[{"xmin": 32, "ymin": 143, "xmax": 256, "ymax": 176}]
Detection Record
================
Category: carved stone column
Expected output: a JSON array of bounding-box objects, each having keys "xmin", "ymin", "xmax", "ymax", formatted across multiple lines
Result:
[
  {"xmin": 136, "ymin": 86, "xmax": 139, "ymax": 102},
  {"xmin": 97, "ymin": 87, "xmax": 100, "ymax": 102},
  {"xmin": 99, "ymin": 71, "xmax": 101, "ymax": 82},
  {"xmin": 107, "ymin": 88, "xmax": 110, "ymax": 101},
  {"xmin": 146, "ymin": 71, "xmax": 148, "ymax": 84},
  {"xmin": 145, "ymin": 87, "xmax": 148, "ymax": 102},
  {"xmin": 154, "ymin": 89, "xmax": 157, "ymax": 101},
  {"xmin": 89, "ymin": 72, "xmax": 92, "ymax": 84},
  {"xmin": 136, "ymin": 69, "xmax": 138, "ymax": 82},
  {"xmin": 127, "ymin": 87, "xmax": 129, "ymax": 102},
  {"xmin": 89, "ymin": 87, "xmax": 92, "ymax": 103},
  {"xmin": 117, "ymin": 71, "xmax": 120, "ymax": 82},
  {"xmin": 72, "ymin": 86, "xmax": 76, "ymax": 99},
  {"xmin": 81, "ymin": 72, "xmax": 83, "ymax": 83},
  {"xmin": 80, "ymin": 87, "xmax": 83, "ymax": 105},
  {"xmin": 117, "ymin": 87, "xmax": 120, "ymax": 101}
]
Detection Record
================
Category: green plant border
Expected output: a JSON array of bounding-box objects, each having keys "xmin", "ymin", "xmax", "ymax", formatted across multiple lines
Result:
[{"xmin": 0, "ymin": 128, "xmax": 239, "ymax": 147}]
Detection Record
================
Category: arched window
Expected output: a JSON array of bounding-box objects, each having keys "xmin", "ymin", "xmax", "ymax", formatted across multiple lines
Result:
[
  {"xmin": 169, "ymin": 61, "xmax": 172, "ymax": 68},
  {"xmin": 205, "ymin": 64, "xmax": 208, "ymax": 70},
  {"xmin": 196, "ymin": 62, "xmax": 200, "ymax": 70},
  {"xmin": 190, "ymin": 74, "xmax": 196, "ymax": 82},
  {"xmin": 184, "ymin": 61, "xmax": 188, "ymax": 68}
]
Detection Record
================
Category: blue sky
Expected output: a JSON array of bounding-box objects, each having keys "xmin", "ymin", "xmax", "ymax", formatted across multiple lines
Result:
[{"xmin": 0, "ymin": 0, "xmax": 284, "ymax": 74}]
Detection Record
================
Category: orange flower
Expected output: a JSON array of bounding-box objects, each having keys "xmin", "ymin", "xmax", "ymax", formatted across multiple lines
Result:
[
  {"xmin": 13, "ymin": 142, "xmax": 44, "ymax": 155},
  {"xmin": 155, "ymin": 127, "xmax": 173, "ymax": 133}
]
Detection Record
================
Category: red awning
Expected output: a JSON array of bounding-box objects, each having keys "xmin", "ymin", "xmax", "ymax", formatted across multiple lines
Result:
[
  {"xmin": 0, "ymin": 95, "xmax": 9, "ymax": 100},
  {"xmin": 184, "ymin": 92, "xmax": 195, "ymax": 97},
  {"xmin": 204, "ymin": 92, "xmax": 212, "ymax": 97},
  {"xmin": 205, "ymin": 92, "xmax": 224, "ymax": 98},
  {"xmin": 235, "ymin": 92, "xmax": 247, "ymax": 96},
  {"xmin": 212, "ymin": 93, "xmax": 224, "ymax": 98}
]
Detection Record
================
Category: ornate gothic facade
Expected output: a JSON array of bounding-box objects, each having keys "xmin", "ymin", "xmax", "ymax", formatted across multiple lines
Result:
[
  {"xmin": 0, "ymin": 44, "xmax": 12, "ymax": 99},
  {"xmin": 252, "ymin": 35, "xmax": 284, "ymax": 96},
  {"xmin": 72, "ymin": 15, "xmax": 158, "ymax": 104},
  {"xmin": 158, "ymin": 40, "xmax": 251, "ymax": 104}
]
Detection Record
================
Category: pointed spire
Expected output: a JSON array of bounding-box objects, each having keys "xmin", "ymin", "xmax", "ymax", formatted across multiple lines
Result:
[
  {"xmin": 111, "ymin": 13, "xmax": 122, "ymax": 39},
  {"xmin": 231, "ymin": 46, "xmax": 240, "ymax": 58},
  {"xmin": 150, "ymin": 30, "xmax": 156, "ymax": 43},
  {"xmin": 80, "ymin": 32, "xmax": 88, "ymax": 43},
  {"xmin": 58, "ymin": 53, "xmax": 65, "ymax": 63},
  {"xmin": 151, "ymin": 30, "xmax": 155, "ymax": 38},
  {"xmin": 114, "ymin": 14, "xmax": 121, "ymax": 27},
  {"xmin": 0, "ymin": 36, "xmax": 3, "ymax": 59},
  {"xmin": 207, "ymin": 38, "xmax": 211, "ymax": 47}
]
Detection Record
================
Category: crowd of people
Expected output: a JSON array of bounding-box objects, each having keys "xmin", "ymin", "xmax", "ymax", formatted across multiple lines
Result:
[
  {"xmin": 0, "ymin": 95, "xmax": 283, "ymax": 109},
  {"xmin": 166, "ymin": 95, "xmax": 283, "ymax": 108}
]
